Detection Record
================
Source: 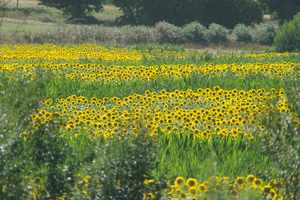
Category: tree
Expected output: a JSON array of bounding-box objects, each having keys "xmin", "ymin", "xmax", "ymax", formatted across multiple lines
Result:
[
  {"xmin": 0, "ymin": 0, "xmax": 9, "ymax": 27},
  {"xmin": 38, "ymin": 0, "xmax": 104, "ymax": 20},
  {"xmin": 260, "ymin": 0, "xmax": 300, "ymax": 20},
  {"xmin": 199, "ymin": 0, "xmax": 263, "ymax": 28},
  {"xmin": 114, "ymin": 0, "xmax": 263, "ymax": 28}
]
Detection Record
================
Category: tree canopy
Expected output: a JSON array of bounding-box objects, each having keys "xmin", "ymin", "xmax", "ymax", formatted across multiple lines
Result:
[
  {"xmin": 260, "ymin": 0, "xmax": 300, "ymax": 20},
  {"xmin": 114, "ymin": 0, "xmax": 263, "ymax": 28},
  {"xmin": 39, "ymin": 0, "xmax": 104, "ymax": 19}
]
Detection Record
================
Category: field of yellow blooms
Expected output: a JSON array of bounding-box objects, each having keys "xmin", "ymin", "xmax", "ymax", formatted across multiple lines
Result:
[{"xmin": 1, "ymin": 44, "xmax": 300, "ymax": 200}]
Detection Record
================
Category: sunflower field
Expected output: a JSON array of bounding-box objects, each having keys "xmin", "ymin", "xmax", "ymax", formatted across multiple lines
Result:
[{"xmin": 1, "ymin": 44, "xmax": 300, "ymax": 200}]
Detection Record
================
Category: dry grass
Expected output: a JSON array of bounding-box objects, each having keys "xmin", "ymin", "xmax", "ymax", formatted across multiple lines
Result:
[
  {"xmin": 3, "ymin": 1, "xmax": 121, "ymax": 25},
  {"xmin": 7, "ymin": 0, "xmax": 39, "ymax": 8}
]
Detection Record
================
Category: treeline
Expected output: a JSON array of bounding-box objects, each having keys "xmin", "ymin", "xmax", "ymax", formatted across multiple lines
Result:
[{"xmin": 38, "ymin": 0, "xmax": 300, "ymax": 27}]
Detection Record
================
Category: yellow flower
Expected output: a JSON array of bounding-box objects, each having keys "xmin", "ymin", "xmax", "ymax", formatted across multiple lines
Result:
[
  {"xmin": 144, "ymin": 179, "xmax": 155, "ymax": 185},
  {"xmin": 186, "ymin": 178, "xmax": 198, "ymax": 188},
  {"xmin": 198, "ymin": 183, "xmax": 208, "ymax": 192},
  {"xmin": 263, "ymin": 185, "xmax": 272, "ymax": 194},
  {"xmin": 187, "ymin": 186, "xmax": 196, "ymax": 195},
  {"xmin": 175, "ymin": 176, "xmax": 185, "ymax": 187},
  {"xmin": 254, "ymin": 178, "xmax": 262, "ymax": 187},
  {"xmin": 235, "ymin": 176, "xmax": 245, "ymax": 185},
  {"xmin": 268, "ymin": 189, "xmax": 277, "ymax": 199},
  {"xmin": 246, "ymin": 175, "xmax": 256, "ymax": 184}
]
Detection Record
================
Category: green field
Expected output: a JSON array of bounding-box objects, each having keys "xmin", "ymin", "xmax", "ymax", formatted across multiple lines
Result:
[
  {"xmin": 1, "ymin": 44, "xmax": 300, "ymax": 200},
  {"xmin": 1, "ymin": 0, "xmax": 300, "ymax": 199}
]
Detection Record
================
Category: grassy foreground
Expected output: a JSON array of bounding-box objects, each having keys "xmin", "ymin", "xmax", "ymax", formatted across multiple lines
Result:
[{"xmin": 1, "ymin": 44, "xmax": 300, "ymax": 200}]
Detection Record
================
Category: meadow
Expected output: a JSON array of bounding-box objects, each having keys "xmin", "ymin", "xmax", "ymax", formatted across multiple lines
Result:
[{"xmin": 1, "ymin": 44, "xmax": 300, "ymax": 200}]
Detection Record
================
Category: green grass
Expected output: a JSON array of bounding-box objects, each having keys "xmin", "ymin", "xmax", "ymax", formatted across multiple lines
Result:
[
  {"xmin": 155, "ymin": 134, "xmax": 275, "ymax": 180},
  {"xmin": 41, "ymin": 74, "xmax": 288, "ymax": 100}
]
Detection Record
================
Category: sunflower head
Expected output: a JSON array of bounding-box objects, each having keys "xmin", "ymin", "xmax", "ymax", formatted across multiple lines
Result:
[
  {"xmin": 175, "ymin": 176, "xmax": 185, "ymax": 186},
  {"xmin": 269, "ymin": 189, "xmax": 277, "ymax": 198},
  {"xmin": 198, "ymin": 183, "xmax": 208, "ymax": 192},
  {"xmin": 236, "ymin": 177, "xmax": 245, "ymax": 185},
  {"xmin": 246, "ymin": 175, "xmax": 256, "ymax": 183},
  {"xmin": 263, "ymin": 185, "xmax": 271, "ymax": 194},
  {"xmin": 186, "ymin": 178, "xmax": 198, "ymax": 188},
  {"xmin": 188, "ymin": 186, "xmax": 197, "ymax": 195},
  {"xmin": 180, "ymin": 192, "xmax": 187, "ymax": 199},
  {"xmin": 254, "ymin": 178, "xmax": 262, "ymax": 187}
]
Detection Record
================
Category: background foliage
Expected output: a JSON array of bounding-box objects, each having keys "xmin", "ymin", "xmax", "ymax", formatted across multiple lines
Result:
[
  {"xmin": 38, "ymin": 0, "xmax": 104, "ymax": 19},
  {"xmin": 113, "ymin": 0, "xmax": 263, "ymax": 27},
  {"xmin": 274, "ymin": 12, "xmax": 300, "ymax": 51}
]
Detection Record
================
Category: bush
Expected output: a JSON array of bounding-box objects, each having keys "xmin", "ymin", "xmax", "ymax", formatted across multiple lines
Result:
[
  {"xmin": 0, "ymin": 21, "xmax": 279, "ymax": 46},
  {"xmin": 205, "ymin": 23, "xmax": 229, "ymax": 44},
  {"xmin": 233, "ymin": 24, "xmax": 253, "ymax": 42},
  {"xmin": 97, "ymin": 129, "xmax": 162, "ymax": 200},
  {"xmin": 155, "ymin": 21, "xmax": 184, "ymax": 43},
  {"xmin": 0, "ymin": 74, "xmax": 48, "ymax": 200},
  {"xmin": 114, "ymin": 0, "xmax": 263, "ymax": 28},
  {"xmin": 261, "ymin": 115, "xmax": 300, "ymax": 199},
  {"xmin": 120, "ymin": 26, "xmax": 158, "ymax": 44},
  {"xmin": 260, "ymin": 82, "xmax": 300, "ymax": 200},
  {"xmin": 252, "ymin": 22, "xmax": 278, "ymax": 45},
  {"xmin": 182, "ymin": 22, "xmax": 207, "ymax": 43},
  {"xmin": 274, "ymin": 12, "xmax": 300, "ymax": 51}
]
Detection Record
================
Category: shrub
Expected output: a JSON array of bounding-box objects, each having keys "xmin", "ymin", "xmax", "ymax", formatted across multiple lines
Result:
[
  {"xmin": 252, "ymin": 22, "xmax": 278, "ymax": 45},
  {"xmin": 120, "ymin": 25, "xmax": 158, "ymax": 44},
  {"xmin": 97, "ymin": 129, "xmax": 162, "ymax": 200},
  {"xmin": 1, "ymin": 22, "xmax": 281, "ymax": 45},
  {"xmin": 205, "ymin": 23, "xmax": 229, "ymax": 44},
  {"xmin": 155, "ymin": 21, "xmax": 184, "ymax": 43},
  {"xmin": 232, "ymin": 24, "xmax": 253, "ymax": 42},
  {"xmin": 274, "ymin": 12, "xmax": 300, "ymax": 51},
  {"xmin": 0, "ymin": 74, "xmax": 48, "ymax": 200},
  {"xmin": 260, "ymin": 82, "xmax": 300, "ymax": 200},
  {"xmin": 182, "ymin": 22, "xmax": 207, "ymax": 43},
  {"xmin": 261, "ymin": 115, "xmax": 300, "ymax": 199},
  {"xmin": 114, "ymin": 0, "xmax": 263, "ymax": 28}
]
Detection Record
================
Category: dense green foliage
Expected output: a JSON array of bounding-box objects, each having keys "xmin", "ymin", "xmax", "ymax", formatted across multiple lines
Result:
[
  {"xmin": 38, "ymin": 0, "xmax": 104, "ymax": 19},
  {"xmin": 113, "ymin": 0, "xmax": 263, "ymax": 27},
  {"xmin": 260, "ymin": 0, "xmax": 300, "ymax": 20},
  {"xmin": 98, "ymin": 130, "xmax": 159, "ymax": 200},
  {"xmin": 274, "ymin": 12, "xmax": 300, "ymax": 51}
]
